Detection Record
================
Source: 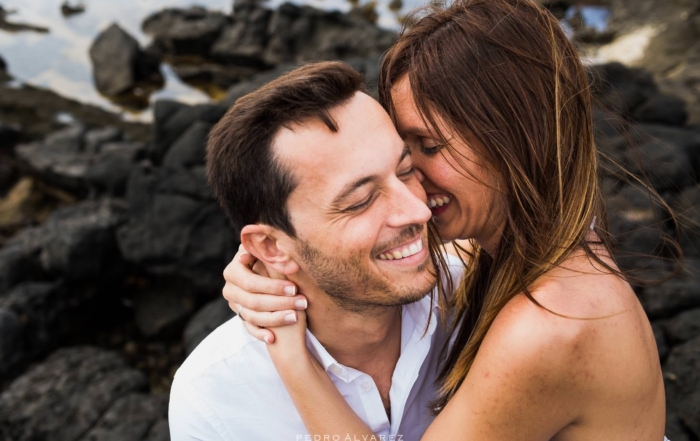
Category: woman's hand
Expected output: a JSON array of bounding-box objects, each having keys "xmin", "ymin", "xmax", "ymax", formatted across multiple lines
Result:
[{"xmin": 223, "ymin": 245, "xmax": 308, "ymax": 343}]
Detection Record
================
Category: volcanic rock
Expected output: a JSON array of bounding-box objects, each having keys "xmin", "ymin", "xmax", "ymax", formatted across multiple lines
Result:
[
  {"xmin": 142, "ymin": 7, "xmax": 229, "ymax": 56},
  {"xmin": 183, "ymin": 297, "xmax": 235, "ymax": 355},
  {"xmin": 116, "ymin": 165, "xmax": 235, "ymax": 292},
  {"xmin": 0, "ymin": 346, "xmax": 147, "ymax": 441},
  {"xmin": 664, "ymin": 336, "xmax": 700, "ymax": 438},
  {"xmin": 81, "ymin": 393, "xmax": 168, "ymax": 441},
  {"xmin": 90, "ymin": 24, "xmax": 163, "ymax": 97}
]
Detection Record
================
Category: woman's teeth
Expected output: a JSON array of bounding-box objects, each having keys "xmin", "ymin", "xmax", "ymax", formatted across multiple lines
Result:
[
  {"xmin": 428, "ymin": 195, "xmax": 451, "ymax": 208},
  {"xmin": 377, "ymin": 238, "xmax": 423, "ymax": 261}
]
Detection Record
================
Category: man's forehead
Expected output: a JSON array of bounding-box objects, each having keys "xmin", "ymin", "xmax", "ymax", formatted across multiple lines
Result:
[{"xmin": 271, "ymin": 94, "xmax": 401, "ymax": 201}]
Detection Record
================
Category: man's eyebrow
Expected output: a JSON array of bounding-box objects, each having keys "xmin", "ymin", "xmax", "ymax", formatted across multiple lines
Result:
[
  {"xmin": 332, "ymin": 175, "xmax": 378, "ymax": 207},
  {"xmin": 331, "ymin": 146, "xmax": 410, "ymax": 208}
]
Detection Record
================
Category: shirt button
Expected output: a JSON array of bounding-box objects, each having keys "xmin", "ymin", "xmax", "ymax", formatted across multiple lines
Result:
[
  {"xmin": 329, "ymin": 366, "xmax": 342, "ymax": 376},
  {"xmin": 361, "ymin": 381, "xmax": 373, "ymax": 392}
]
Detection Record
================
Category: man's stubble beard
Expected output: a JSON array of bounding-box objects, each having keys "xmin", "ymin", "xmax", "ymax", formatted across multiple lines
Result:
[{"xmin": 295, "ymin": 226, "xmax": 437, "ymax": 315}]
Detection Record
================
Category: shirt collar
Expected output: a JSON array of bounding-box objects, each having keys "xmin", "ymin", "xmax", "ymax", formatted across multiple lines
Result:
[{"xmin": 304, "ymin": 291, "xmax": 440, "ymax": 383}]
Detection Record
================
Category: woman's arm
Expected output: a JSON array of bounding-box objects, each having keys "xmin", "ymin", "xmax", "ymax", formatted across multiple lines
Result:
[
  {"xmin": 266, "ymin": 312, "xmax": 376, "ymax": 439},
  {"xmin": 267, "ymin": 293, "xmax": 580, "ymax": 441}
]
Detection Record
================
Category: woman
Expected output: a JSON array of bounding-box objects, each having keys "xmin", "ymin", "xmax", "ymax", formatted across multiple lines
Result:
[{"xmin": 222, "ymin": 0, "xmax": 668, "ymax": 439}]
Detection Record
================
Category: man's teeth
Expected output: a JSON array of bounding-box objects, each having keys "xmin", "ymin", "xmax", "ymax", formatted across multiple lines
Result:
[
  {"xmin": 428, "ymin": 195, "xmax": 451, "ymax": 208},
  {"xmin": 378, "ymin": 238, "xmax": 424, "ymax": 261}
]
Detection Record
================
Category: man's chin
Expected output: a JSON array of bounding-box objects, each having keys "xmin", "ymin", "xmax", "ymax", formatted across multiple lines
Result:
[{"xmin": 391, "ymin": 272, "xmax": 438, "ymax": 305}]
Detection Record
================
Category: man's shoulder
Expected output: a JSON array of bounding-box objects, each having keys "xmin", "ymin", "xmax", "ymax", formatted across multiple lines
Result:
[{"xmin": 169, "ymin": 317, "xmax": 299, "ymax": 440}]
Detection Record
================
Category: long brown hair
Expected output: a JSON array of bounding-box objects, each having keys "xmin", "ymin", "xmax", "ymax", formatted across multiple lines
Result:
[{"xmin": 378, "ymin": 0, "xmax": 647, "ymax": 411}]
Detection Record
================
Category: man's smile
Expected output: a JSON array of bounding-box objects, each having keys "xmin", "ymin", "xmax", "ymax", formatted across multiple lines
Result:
[{"xmin": 377, "ymin": 236, "xmax": 425, "ymax": 262}]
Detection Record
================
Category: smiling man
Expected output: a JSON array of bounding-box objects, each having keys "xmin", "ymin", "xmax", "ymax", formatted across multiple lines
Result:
[{"xmin": 168, "ymin": 61, "xmax": 460, "ymax": 441}]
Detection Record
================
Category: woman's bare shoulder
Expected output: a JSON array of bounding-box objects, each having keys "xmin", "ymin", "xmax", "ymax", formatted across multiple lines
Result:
[{"xmin": 479, "ymin": 249, "xmax": 654, "ymax": 394}]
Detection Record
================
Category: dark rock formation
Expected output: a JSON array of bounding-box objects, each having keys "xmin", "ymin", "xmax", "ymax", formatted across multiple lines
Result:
[
  {"xmin": 116, "ymin": 165, "xmax": 236, "ymax": 293},
  {"xmin": 591, "ymin": 63, "xmax": 658, "ymax": 116},
  {"xmin": 605, "ymin": 184, "xmax": 667, "ymax": 271},
  {"xmin": 625, "ymin": 124, "xmax": 700, "ymax": 192},
  {"xmin": 0, "ymin": 121, "xmax": 22, "ymax": 151},
  {"xmin": 142, "ymin": 7, "xmax": 229, "ymax": 57},
  {"xmin": 142, "ymin": 2, "xmax": 395, "ymax": 89},
  {"xmin": 60, "ymin": 2, "xmax": 85, "ymax": 17},
  {"xmin": 0, "ymin": 122, "xmax": 22, "ymax": 197},
  {"xmin": 15, "ymin": 125, "xmax": 146, "ymax": 196},
  {"xmin": 634, "ymin": 94, "xmax": 688, "ymax": 127},
  {"xmin": 0, "ymin": 54, "xmax": 8, "ymax": 82},
  {"xmin": 663, "ymin": 308, "xmax": 700, "ymax": 345},
  {"xmin": 674, "ymin": 185, "xmax": 700, "ymax": 257},
  {"xmin": 0, "ymin": 79, "xmax": 152, "ymax": 142},
  {"xmin": 150, "ymin": 100, "xmax": 226, "ymax": 163},
  {"xmin": 133, "ymin": 283, "xmax": 196, "ymax": 338},
  {"xmin": 652, "ymin": 323, "xmax": 668, "ymax": 360},
  {"xmin": 0, "ymin": 346, "xmax": 147, "ymax": 441},
  {"xmin": 640, "ymin": 259, "xmax": 700, "ymax": 319},
  {"xmin": 0, "ymin": 7, "xmax": 49, "ymax": 33},
  {"xmin": 81, "ymin": 393, "xmax": 168, "ymax": 441},
  {"xmin": 162, "ymin": 121, "xmax": 211, "ymax": 169},
  {"xmin": 183, "ymin": 297, "xmax": 235, "ymax": 355},
  {"xmin": 211, "ymin": 0, "xmax": 271, "ymax": 66},
  {"xmin": 664, "ymin": 336, "xmax": 700, "ymax": 439},
  {"xmin": 89, "ymin": 24, "xmax": 163, "ymax": 98},
  {"xmin": 601, "ymin": 0, "xmax": 700, "ymax": 124},
  {"xmin": 6, "ymin": 198, "xmax": 127, "ymax": 280}
]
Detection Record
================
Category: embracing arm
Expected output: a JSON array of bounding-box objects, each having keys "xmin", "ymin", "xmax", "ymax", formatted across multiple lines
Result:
[
  {"xmin": 268, "ymin": 294, "xmax": 583, "ymax": 441},
  {"xmin": 267, "ymin": 312, "xmax": 376, "ymax": 439}
]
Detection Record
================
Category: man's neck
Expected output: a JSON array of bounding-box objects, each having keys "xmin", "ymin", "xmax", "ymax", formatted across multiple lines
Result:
[
  {"xmin": 308, "ymin": 301, "xmax": 402, "ymax": 372},
  {"xmin": 302, "ymin": 287, "xmax": 402, "ymax": 418},
  {"xmin": 293, "ymin": 277, "xmax": 403, "ymax": 375}
]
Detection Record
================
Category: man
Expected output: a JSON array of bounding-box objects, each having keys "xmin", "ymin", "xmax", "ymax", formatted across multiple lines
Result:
[{"xmin": 169, "ymin": 61, "xmax": 460, "ymax": 441}]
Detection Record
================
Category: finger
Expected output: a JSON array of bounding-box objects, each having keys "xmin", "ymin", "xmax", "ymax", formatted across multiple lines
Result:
[
  {"xmin": 239, "ymin": 308, "xmax": 299, "ymax": 329},
  {"xmin": 235, "ymin": 244, "xmax": 256, "ymax": 267},
  {"xmin": 251, "ymin": 260, "xmax": 270, "ymax": 278},
  {"xmin": 242, "ymin": 320, "xmax": 276, "ymax": 344},
  {"xmin": 236, "ymin": 271, "xmax": 297, "ymax": 296},
  {"xmin": 239, "ymin": 252, "xmax": 256, "ymax": 267},
  {"xmin": 224, "ymin": 285, "xmax": 308, "ymax": 312},
  {"xmin": 223, "ymin": 254, "xmax": 297, "ymax": 296}
]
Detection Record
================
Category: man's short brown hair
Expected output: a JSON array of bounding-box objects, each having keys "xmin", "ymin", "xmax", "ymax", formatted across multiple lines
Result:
[{"xmin": 206, "ymin": 61, "xmax": 367, "ymax": 236}]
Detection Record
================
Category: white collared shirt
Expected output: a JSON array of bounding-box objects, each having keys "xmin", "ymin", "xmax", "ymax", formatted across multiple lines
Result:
[{"xmin": 169, "ymin": 254, "xmax": 463, "ymax": 441}]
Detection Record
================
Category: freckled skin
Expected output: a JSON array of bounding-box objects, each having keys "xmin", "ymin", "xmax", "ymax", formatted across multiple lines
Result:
[{"xmin": 389, "ymin": 77, "xmax": 667, "ymax": 440}]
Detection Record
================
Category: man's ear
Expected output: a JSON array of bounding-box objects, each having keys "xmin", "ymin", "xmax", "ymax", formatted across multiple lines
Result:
[{"xmin": 240, "ymin": 225, "xmax": 300, "ymax": 276}]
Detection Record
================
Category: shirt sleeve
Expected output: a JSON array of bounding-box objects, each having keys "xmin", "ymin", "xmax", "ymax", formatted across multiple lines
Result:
[{"xmin": 169, "ymin": 374, "xmax": 228, "ymax": 441}]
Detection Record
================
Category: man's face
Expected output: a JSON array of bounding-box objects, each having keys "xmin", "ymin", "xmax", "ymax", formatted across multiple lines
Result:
[{"xmin": 274, "ymin": 92, "xmax": 436, "ymax": 313}]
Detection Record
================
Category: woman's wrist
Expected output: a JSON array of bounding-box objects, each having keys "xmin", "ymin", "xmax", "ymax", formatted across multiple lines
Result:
[{"xmin": 269, "ymin": 343, "xmax": 323, "ymax": 386}]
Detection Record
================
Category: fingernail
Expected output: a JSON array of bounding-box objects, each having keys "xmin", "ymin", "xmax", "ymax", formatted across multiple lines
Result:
[
  {"xmin": 284, "ymin": 313, "xmax": 297, "ymax": 324},
  {"xmin": 284, "ymin": 286, "xmax": 297, "ymax": 296},
  {"xmin": 263, "ymin": 336, "xmax": 271, "ymax": 344},
  {"xmin": 294, "ymin": 299, "xmax": 308, "ymax": 309}
]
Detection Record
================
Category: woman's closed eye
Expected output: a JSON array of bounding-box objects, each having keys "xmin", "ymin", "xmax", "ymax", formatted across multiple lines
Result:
[
  {"xmin": 406, "ymin": 136, "xmax": 445, "ymax": 156},
  {"xmin": 419, "ymin": 139, "xmax": 445, "ymax": 156},
  {"xmin": 398, "ymin": 166, "xmax": 415, "ymax": 179}
]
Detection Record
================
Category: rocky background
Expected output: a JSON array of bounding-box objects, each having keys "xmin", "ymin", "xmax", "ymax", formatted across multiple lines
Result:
[{"xmin": 0, "ymin": 0, "xmax": 699, "ymax": 440}]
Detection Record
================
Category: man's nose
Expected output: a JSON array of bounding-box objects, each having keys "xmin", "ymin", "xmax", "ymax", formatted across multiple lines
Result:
[{"xmin": 385, "ymin": 178, "xmax": 432, "ymax": 229}]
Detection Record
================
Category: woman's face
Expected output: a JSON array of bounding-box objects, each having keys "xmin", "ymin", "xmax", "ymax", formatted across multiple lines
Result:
[{"xmin": 391, "ymin": 76, "xmax": 506, "ymax": 253}]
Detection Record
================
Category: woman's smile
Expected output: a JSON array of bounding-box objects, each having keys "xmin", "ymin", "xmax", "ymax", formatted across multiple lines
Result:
[{"xmin": 426, "ymin": 192, "xmax": 452, "ymax": 216}]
